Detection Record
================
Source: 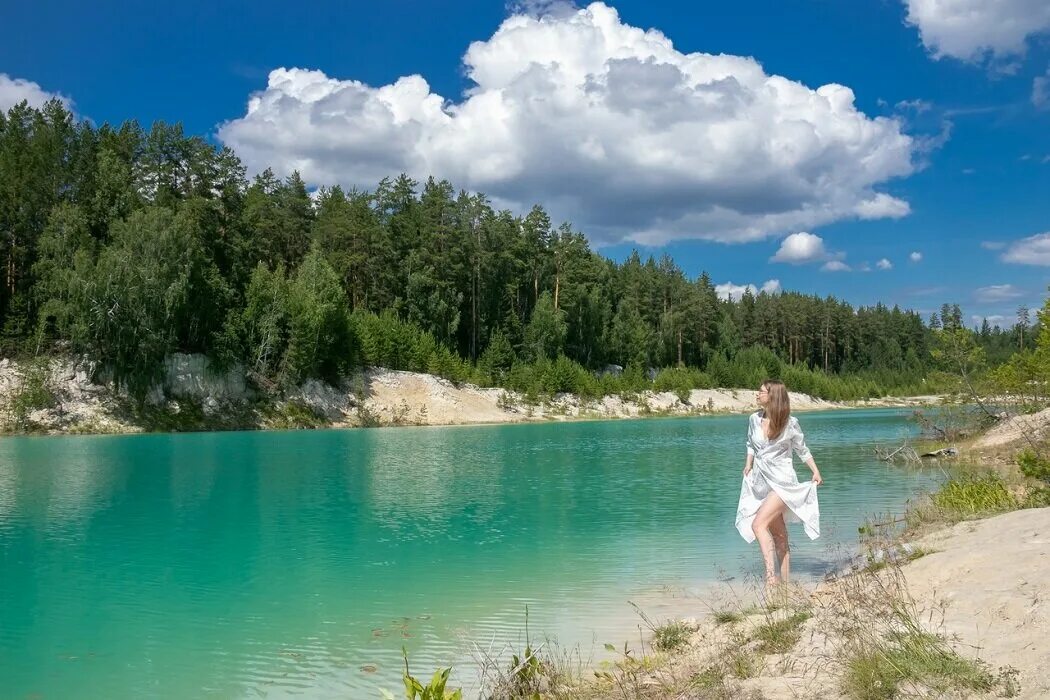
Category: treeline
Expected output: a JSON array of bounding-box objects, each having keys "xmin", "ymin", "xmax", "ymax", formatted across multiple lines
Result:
[{"xmin": 0, "ymin": 100, "xmax": 1027, "ymax": 400}]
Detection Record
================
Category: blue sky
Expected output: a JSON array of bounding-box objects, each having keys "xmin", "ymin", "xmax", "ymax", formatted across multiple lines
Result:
[{"xmin": 2, "ymin": 0, "xmax": 1048, "ymax": 327}]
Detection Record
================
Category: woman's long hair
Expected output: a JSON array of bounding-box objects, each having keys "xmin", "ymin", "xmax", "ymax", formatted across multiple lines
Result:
[{"xmin": 762, "ymin": 379, "xmax": 791, "ymax": 440}]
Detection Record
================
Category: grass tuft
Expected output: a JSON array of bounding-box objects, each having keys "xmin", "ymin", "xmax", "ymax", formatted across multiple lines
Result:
[
  {"xmin": 712, "ymin": 610, "xmax": 743, "ymax": 625},
  {"xmin": 842, "ymin": 631, "xmax": 997, "ymax": 700},
  {"xmin": 651, "ymin": 620, "xmax": 691, "ymax": 652},
  {"xmin": 931, "ymin": 474, "xmax": 1017, "ymax": 516},
  {"xmin": 753, "ymin": 611, "xmax": 812, "ymax": 654},
  {"xmin": 726, "ymin": 644, "xmax": 761, "ymax": 679},
  {"xmin": 906, "ymin": 473, "xmax": 1019, "ymax": 531}
]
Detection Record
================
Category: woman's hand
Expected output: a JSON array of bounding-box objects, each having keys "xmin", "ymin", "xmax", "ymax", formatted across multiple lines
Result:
[
  {"xmin": 743, "ymin": 464, "xmax": 752, "ymax": 477},
  {"xmin": 811, "ymin": 467, "xmax": 823, "ymax": 486}
]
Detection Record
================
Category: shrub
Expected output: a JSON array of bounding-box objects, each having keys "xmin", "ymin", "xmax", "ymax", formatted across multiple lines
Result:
[
  {"xmin": 1023, "ymin": 487, "xmax": 1050, "ymax": 508},
  {"xmin": 8, "ymin": 359, "xmax": 58, "ymax": 429},
  {"xmin": 1017, "ymin": 449, "xmax": 1050, "ymax": 484}
]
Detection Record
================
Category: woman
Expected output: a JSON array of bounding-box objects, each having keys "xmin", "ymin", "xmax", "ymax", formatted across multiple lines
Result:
[{"xmin": 735, "ymin": 379, "xmax": 823, "ymax": 589}]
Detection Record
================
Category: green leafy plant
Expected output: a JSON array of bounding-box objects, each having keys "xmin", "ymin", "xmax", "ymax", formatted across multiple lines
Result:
[
  {"xmin": 1017, "ymin": 449, "xmax": 1050, "ymax": 484},
  {"xmin": 381, "ymin": 648, "xmax": 462, "ymax": 700},
  {"xmin": 8, "ymin": 358, "xmax": 57, "ymax": 430},
  {"xmin": 506, "ymin": 644, "xmax": 545, "ymax": 698}
]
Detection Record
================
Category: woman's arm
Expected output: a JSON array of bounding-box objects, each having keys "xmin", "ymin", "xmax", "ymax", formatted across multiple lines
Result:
[
  {"xmin": 744, "ymin": 415, "xmax": 755, "ymax": 476},
  {"xmin": 791, "ymin": 418, "xmax": 823, "ymax": 485},
  {"xmin": 803, "ymin": 455, "xmax": 823, "ymax": 485}
]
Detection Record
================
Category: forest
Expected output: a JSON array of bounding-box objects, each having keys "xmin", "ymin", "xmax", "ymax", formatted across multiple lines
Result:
[{"xmin": 0, "ymin": 100, "xmax": 1033, "ymax": 402}]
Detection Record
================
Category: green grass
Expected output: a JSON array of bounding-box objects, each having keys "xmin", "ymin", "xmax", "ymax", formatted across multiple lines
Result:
[
  {"xmin": 842, "ymin": 631, "xmax": 997, "ymax": 700},
  {"xmin": 906, "ymin": 473, "xmax": 1020, "ymax": 531},
  {"xmin": 931, "ymin": 474, "xmax": 1017, "ymax": 517},
  {"xmin": 753, "ymin": 611, "xmax": 812, "ymax": 654},
  {"xmin": 1023, "ymin": 486, "xmax": 1050, "ymax": 508},
  {"xmin": 689, "ymin": 666, "xmax": 737, "ymax": 699},
  {"xmin": 264, "ymin": 400, "xmax": 329, "ymax": 429},
  {"xmin": 726, "ymin": 645, "xmax": 761, "ymax": 679},
  {"xmin": 711, "ymin": 610, "xmax": 744, "ymax": 625},
  {"xmin": 863, "ymin": 546, "xmax": 934, "ymax": 574},
  {"xmin": 651, "ymin": 620, "xmax": 691, "ymax": 652}
]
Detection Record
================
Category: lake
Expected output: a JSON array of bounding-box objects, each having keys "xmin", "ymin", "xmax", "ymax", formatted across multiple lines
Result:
[{"xmin": 0, "ymin": 408, "xmax": 937, "ymax": 698}]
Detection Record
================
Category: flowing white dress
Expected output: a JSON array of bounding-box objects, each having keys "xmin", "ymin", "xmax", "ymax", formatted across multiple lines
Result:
[{"xmin": 735, "ymin": 411, "xmax": 820, "ymax": 543}]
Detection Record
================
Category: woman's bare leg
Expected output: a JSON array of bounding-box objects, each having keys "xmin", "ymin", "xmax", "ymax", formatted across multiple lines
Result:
[
  {"xmin": 751, "ymin": 491, "xmax": 788, "ymax": 588},
  {"xmin": 770, "ymin": 514, "xmax": 791, "ymax": 583}
]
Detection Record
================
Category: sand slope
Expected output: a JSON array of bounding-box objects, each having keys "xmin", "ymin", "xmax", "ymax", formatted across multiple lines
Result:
[
  {"xmin": 901, "ymin": 508, "xmax": 1050, "ymax": 699},
  {"xmin": 971, "ymin": 407, "xmax": 1050, "ymax": 450},
  {"xmin": 351, "ymin": 368, "xmax": 844, "ymax": 427},
  {"xmin": 734, "ymin": 508, "xmax": 1050, "ymax": 699}
]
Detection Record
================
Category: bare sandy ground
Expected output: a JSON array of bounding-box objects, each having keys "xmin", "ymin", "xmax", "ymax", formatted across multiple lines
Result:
[
  {"xmin": 642, "ymin": 507, "xmax": 1050, "ymax": 700},
  {"xmin": 0, "ymin": 356, "xmax": 939, "ymax": 434},
  {"xmin": 899, "ymin": 508, "xmax": 1050, "ymax": 698},
  {"xmin": 971, "ymin": 407, "xmax": 1050, "ymax": 450},
  {"xmin": 350, "ymin": 368, "xmax": 848, "ymax": 427}
]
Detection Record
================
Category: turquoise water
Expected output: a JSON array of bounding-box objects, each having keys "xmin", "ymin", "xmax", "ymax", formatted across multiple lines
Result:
[{"xmin": 0, "ymin": 409, "xmax": 935, "ymax": 698}]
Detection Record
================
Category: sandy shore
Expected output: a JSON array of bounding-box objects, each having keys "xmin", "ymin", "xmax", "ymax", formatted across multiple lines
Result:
[
  {"xmin": 971, "ymin": 406, "xmax": 1050, "ymax": 451},
  {"xmin": 347, "ymin": 369, "xmax": 848, "ymax": 427},
  {"xmin": 0, "ymin": 356, "xmax": 941, "ymax": 435},
  {"xmin": 898, "ymin": 509, "xmax": 1050, "ymax": 697},
  {"xmin": 306, "ymin": 370, "xmax": 939, "ymax": 428},
  {"xmin": 597, "ymin": 507, "xmax": 1049, "ymax": 700},
  {"xmin": 765, "ymin": 507, "xmax": 1049, "ymax": 699}
]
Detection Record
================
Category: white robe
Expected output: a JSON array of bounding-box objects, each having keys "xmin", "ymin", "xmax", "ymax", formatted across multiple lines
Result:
[{"xmin": 735, "ymin": 411, "xmax": 820, "ymax": 543}]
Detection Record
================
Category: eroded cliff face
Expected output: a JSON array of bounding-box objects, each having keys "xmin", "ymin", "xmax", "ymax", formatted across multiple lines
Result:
[
  {"xmin": 0, "ymin": 354, "xmax": 258, "ymax": 434},
  {"xmin": 1, "ymin": 353, "xmax": 880, "ymax": 436}
]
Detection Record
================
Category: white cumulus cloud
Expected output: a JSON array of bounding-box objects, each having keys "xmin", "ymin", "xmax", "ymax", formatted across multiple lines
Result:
[
  {"xmin": 974, "ymin": 284, "xmax": 1024, "ymax": 302},
  {"xmin": 853, "ymin": 192, "xmax": 912, "ymax": 220},
  {"xmin": 218, "ymin": 2, "xmax": 916, "ymax": 245},
  {"xmin": 821, "ymin": 260, "xmax": 852, "ymax": 272},
  {"xmin": 876, "ymin": 258, "xmax": 893, "ymax": 270},
  {"xmin": 904, "ymin": 0, "xmax": 1050, "ymax": 63},
  {"xmin": 770, "ymin": 231, "xmax": 849, "ymax": 268},
  {"xmin": 715, "ymin": 279, "xmax": 782, "ymax": 301},
  {"xmin": 771, "ymin": 232, "xmax": 827, "ymax": 264},
  {"xmin": 0, "ymin": 74, "xmax": 72, "ymax": 112},
  {"xmin": 909, "ymin": 251, "xmax": 923, "ymax": 262},
  {"xmin": 1002, "ymin": 232, "xmax": 1050, "ymax": 265}
]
